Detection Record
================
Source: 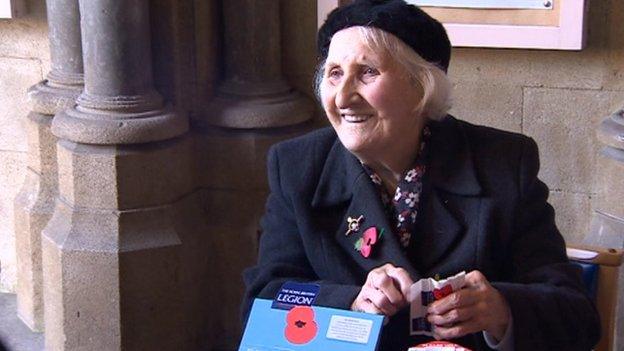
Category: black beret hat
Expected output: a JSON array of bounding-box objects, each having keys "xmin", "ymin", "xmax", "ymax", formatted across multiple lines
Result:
[{"xmin": 317, "ymin": 0, "xmax": 451, "ymax": 71}]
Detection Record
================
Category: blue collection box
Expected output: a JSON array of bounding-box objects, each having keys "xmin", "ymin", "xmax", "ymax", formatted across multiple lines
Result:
[{"xmin": 239, "ymin": 298, "xmax": 384, "ymax": 351}]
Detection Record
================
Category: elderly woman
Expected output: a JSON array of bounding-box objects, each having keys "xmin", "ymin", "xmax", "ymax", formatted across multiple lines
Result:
[{"xmin": 242, "ymin": 0, "xmax": 600, "ymax": 350}]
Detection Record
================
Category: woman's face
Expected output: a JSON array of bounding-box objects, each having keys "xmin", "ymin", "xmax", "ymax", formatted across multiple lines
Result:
[{"xmin": 320, "ymin": 27, "xmax": 423, "ymax": 160}]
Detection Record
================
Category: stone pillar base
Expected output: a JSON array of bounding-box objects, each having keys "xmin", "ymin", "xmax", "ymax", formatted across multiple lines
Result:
[
  {"xmin": 42, "ymin": 201, "xmax": 184, "ymax": 350},
  {"xmin": 52, "ymin": 104, "xmax": 188, "ymax": 145},
  {"xmin": 41, "ymin": 138, "xmax": 198, "ymax": 350},
  {"xmin": 27, "ymin": 81, "xmax": 82, "ymax": 116},
  {"xmin": 207, "ymin": 90, "xmax": 315, "ymax": 129}
]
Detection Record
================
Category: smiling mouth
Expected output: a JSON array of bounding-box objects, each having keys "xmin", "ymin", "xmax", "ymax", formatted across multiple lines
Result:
[{"xmin": 342, "ymin": 114, "xmax": 372, "ymax": 123}]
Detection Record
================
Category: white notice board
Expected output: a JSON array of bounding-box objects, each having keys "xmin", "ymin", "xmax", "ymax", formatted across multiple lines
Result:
[
  {"xmin": 411, "ymin": 0, "xmax": 553, "ymax": 9},
  {"xmin": 318, "ymin": 0, "xmax": 588, "ymax": 50},
  {"xmin": 0, "ymin": 0, "xmax": 26, "ymax": 18}
]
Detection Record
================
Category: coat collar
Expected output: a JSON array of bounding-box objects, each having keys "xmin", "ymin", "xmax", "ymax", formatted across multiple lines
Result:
[
  {"xmin": 311, "ymin": 131, "xmax": 363, "ymax": 208},
  {"xmin": 427, "ymin": 116, "xmax": 482, "ymax": 196},
  {"xmin": 311, "ymin": 115, "xmax": 481, "ymax": 209}
]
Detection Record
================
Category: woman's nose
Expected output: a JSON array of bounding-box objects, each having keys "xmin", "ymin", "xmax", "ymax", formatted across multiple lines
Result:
[{"xmin": 335, "ymin": 77, "xmax": 358, "ymax": 108}]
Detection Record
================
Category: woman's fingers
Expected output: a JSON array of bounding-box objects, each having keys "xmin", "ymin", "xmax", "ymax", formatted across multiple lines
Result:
[
  {"xmin": 365, "ymin": 287, "xmax": 399, "ymax": 316},
  {"xmin": 464, "ymin": 270, "xmax": 488, "ymax": 288},
  {"xmin": 351, "ymin": 263, "xmax": 414, "ymax": 317},
  {"xmin": 352, "ymin": 295, "xmax": 383, "ymax": 315},
  {"xmin": 427, "ymin": 290, "xmax": 485, "ymax": 340},
  {"xmin": 354, "ymin": 268, "xmax": 512, "ymax": 339},
  {"xmin": 426, "ymin": 270, "xmax": 511, "ymax": 340},
  {"xmin": 370, "ymin": 270, "xmax": 404, "ymax": 305},
  {"xmin": 385, "ymin": 266, "xmax": 414, "ymax": 298},
  {"xmin": 427, "ymin": 289, "xmax": 478, "ymax": 316},
  {"xmin": 427, "ymin": 306, "xmax": 473, "ymax": 327},
  {"xmin": 353, "ymin": 286, "xmax": 391, "ymax": 315}
]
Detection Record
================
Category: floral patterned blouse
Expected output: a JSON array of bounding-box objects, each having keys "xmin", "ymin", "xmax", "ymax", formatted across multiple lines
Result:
[{"xmin": 361, "ymin": 126, "xmax": 430, "ymax": 248}]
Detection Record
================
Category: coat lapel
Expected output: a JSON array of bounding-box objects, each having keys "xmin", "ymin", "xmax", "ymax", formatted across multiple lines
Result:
[
  {"xmin": 411, "ymin": 188, "xmax": 464, "ymax": 270},
  {"xmin": 334, "ymin": 173, "xmax": 422, "ymax": 280},
  {"xmin": 427, "ymin": 117, "xmax": 481, "ymax": 196},
  {"xmin": 311, "ymin": 137, "xmax": 421, "ymax": 280},
  {"xmin": 411, "ymin": 117, "xmax": 482, "ymax": 270}
]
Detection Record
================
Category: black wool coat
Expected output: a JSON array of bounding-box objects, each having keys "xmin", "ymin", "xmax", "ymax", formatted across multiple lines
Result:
[{"xmin": 242, "ymin": 116, "xmax": 600, "ymax": 351}]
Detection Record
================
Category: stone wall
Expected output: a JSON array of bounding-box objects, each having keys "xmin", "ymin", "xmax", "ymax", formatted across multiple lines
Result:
[
  {"xmin": 448, "ymin": 0, "xmax": 624, "ymax": 245},
  {"xmin": 0, "ymin": 0, "xmax": 49, "ymax": 293}
]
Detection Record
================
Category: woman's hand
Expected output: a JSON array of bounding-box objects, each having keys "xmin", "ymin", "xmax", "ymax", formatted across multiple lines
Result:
[
  {"xmin": 426, "ymin": 270, "xmax": 511, "ymax": 341},
  {"xmin": 351, "ymin": 263, "xmax": 414, "ymax": 316}
]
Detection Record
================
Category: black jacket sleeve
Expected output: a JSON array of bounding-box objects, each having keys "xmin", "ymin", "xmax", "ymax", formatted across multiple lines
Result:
[{"xmin": 492, "ymin": 137, "xmax": 601, "ymax": 350}]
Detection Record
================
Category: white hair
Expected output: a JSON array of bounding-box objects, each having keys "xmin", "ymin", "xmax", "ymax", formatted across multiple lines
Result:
[{"xmin": 315, "ymin": 26, "xmax": 452, "ymax": 121}]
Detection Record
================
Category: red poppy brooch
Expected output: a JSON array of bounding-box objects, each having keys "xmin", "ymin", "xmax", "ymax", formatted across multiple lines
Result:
[{"xmin": 354, "ymin": 226, "xmax": 384, "ymax": 258}]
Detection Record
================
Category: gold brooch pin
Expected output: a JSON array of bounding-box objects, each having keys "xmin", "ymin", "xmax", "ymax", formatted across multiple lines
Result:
[{"xmin": 345, "ymin": 215, "xmax": 364, "ymax": 236}]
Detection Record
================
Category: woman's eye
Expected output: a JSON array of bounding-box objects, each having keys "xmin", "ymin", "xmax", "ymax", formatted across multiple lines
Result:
[
  {"xmin": 363, "ymin": 66, "xmax": 379, "ymax": 76},
  {"xmin": 361, "ymin": 66, "xmax": 379, "ymax": 82},
  {"xmin": 328, "ymin": 68, "xmax": 342, "ymax": 79}
]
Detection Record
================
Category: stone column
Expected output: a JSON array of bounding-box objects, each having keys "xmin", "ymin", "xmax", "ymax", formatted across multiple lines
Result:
[
  {"xmin": 52, "ymin": 0, "xmax": 186, "ymax": 143},
  {"xmin": 590, "ymin": 109, "xmax": 624, "ymax": 349},
  {"xmin": 191, "ymin": 2, "xmax": 316, "ymax": 348},
  {"xmin": 42, "ymin": 0, "xmax": 195, "ymax": 349},
  {"xmin": 15, "ymin": 0, "xmax": 83, "ymax": 332},
  {"xmin": 206, "ymin": 0, "xmax": 314, "ymax": 128}
]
